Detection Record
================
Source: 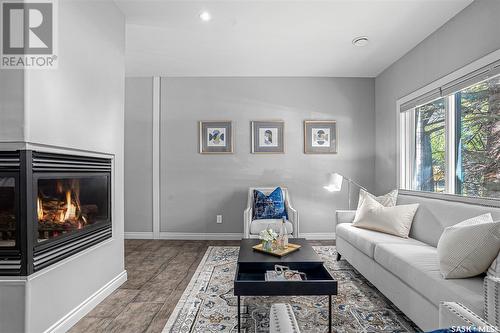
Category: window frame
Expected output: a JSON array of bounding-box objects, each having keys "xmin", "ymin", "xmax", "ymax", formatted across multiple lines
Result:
[{"xmin": 396, "ymin": 49, "xmax": 500, "ymax": 199}]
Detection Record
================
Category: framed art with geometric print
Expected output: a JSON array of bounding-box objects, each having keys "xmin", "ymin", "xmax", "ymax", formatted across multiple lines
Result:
[
  {"xmin": 304, "ymin": 120, "xmax": 337, "ymax": 154},
  {"xmin": 199, "ymin": 121, "xmax": 233, "ymax": 154}
]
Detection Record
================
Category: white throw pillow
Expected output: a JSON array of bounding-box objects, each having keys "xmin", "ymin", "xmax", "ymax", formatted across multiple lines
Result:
[
  {"xmin": 355, "ymin": 189, "xmax": 398, "ymax": 221},
  {"xmin": 352, "ymin": 195, "xmax": 419, "ymax": 238},
  {"xmin": 356, "ymin": 189, "xmax": 398, "ymax": 209},
  {"xmin": 437, "ymin": 213, "xmax": 500, "ymax": 279}
]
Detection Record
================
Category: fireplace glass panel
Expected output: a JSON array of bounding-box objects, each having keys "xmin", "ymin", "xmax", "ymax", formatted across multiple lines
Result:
[
  {"xmin": 0, "ymin": 177, "xmax": 16, "ymax": 247},
  {"xmin": 37, "ymin": 176, "xmax": 109, "ymax": 243}
]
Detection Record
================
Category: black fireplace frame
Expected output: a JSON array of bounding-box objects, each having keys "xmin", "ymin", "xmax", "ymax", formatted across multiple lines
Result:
[{"xmin": 0, "ymin": 150, "xmax": 112, "ymax": 276}]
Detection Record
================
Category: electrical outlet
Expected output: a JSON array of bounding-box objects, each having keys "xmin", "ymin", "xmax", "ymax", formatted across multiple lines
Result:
[{"xmin": 216, "ymin": 215, "xmax": 223, "ymax": 224}]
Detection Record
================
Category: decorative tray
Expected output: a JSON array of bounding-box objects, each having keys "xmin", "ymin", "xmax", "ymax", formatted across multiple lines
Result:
[{"xmin": 252, "ymin": 243, "xmax": 301, "ymax": 257}]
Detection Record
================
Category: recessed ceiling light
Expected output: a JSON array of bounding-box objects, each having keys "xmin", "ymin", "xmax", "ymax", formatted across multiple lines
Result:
[
  {"xmin": 200, "ymin": 11, "xmax": 211, "ymax": 22},
  {"xmin": 352, "ymin": 36, "xmax": 369, "ymax": 47}
]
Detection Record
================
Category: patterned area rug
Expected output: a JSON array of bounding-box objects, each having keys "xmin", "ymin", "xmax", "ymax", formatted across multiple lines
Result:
[{"xmin": 163, "ymin": 246, "xmax": 421, "ymax": 333}]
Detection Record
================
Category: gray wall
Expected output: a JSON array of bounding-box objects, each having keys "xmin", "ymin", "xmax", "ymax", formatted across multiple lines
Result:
[
  {"xmin": 375, "ymin": 0, "xmax": 500, "ymax": 194},
  {"xmin": 125, "ymin": 78, "xmax": 154, "ymax": 232},
  {"xmin": 157, "ymin": 77, "xmax": 375, "ymax": 235}
]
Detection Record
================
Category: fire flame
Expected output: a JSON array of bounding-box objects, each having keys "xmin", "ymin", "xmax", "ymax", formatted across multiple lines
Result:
[
  {"xmin": 37, "ymin": 179, "xmax": 90, "ymax": 241},
  {"xmin": 62, "ymin": 190, "xmax": 77, "ymax": 222},
  {"xmin": 37, "ymin": 197, "xmax": 44, "ymax": 221},
  {"xmin": 38, "ymin": 186, "xmax": 82, "ymax": 224}
]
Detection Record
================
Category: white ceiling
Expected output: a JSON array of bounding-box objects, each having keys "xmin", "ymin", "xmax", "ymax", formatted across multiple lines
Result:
[{"xmin": 116, "ymin": 0, "xmax": 472, "ymax": 77}]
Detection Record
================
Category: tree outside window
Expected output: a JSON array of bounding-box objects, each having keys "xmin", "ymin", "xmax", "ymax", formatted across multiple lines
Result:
[
  {"xmin": 408, "ymin": 74, "xmax": 499, "ymax": 198},
  {"xmin": 456, "ymin": 76, "xmax": 500, "ymax": 198}
]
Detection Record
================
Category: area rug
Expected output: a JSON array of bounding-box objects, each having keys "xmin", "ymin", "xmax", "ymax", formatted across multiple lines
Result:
[{"xmin": 163, "ymin": 246, "xmax": 421, "ymax": 333}]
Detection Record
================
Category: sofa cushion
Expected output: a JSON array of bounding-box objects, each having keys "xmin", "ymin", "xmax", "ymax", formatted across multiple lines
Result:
[
  {"xmin": 397, "ymin": 193, "xmax": 500, "ymax": 247},
  {"xmin": 250, "ymin": 219, "xmax": 293, "ymax": 235},
  {"xmin": 336, "ymin": 223, "xmax": 425, "ymax": 258},
  {"xmin": 374, "ymin": 243, "xmax": 484, "ymax": 316}
]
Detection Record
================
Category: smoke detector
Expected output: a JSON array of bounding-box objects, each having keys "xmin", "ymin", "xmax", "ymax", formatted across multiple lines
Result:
[{"xmin": 352, "ymin": 36, "xmax": 369, "ymax": 47}]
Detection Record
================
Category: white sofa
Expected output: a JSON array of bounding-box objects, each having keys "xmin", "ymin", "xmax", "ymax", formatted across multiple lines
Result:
[
  {"xmin": 243, "ymin": 187, "xmax": 299, "ymax": 239},
  {"xmin": 336, "ymin": 190, "xmax": 500, "ymax": 331}
]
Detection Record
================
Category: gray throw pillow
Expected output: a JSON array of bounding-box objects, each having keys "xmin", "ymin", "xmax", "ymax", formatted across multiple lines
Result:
[{"xmin": 437, "ymin": 213, "xmax": 500, "ymax": 279}]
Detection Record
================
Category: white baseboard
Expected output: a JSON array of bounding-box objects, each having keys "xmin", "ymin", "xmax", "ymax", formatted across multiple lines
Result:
[
  {"xmin": 125, "ymin": 232, "xmax": 242, "ymax": 240},
  {"xmin": 125, "ymin": 231, "xmax": 335, "ymax": 240},
  {"xmin": 45, "ymin": 270, "xmax": 127, "ymax": 333},
  {"xmin": 301, "ymin": 232, "xmax": 336, "ymax": 240},
  {"xmin": 159, "ymin": 232, "xmax": 242, "ymax": 240},
  {"xmin": 124, "ymin": 232, "xmax": 154, "ymax": 239}
]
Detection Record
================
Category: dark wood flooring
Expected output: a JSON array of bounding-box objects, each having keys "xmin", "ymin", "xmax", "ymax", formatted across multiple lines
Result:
[{"xmin": 70, "ymin": 239, "xmax": 335, "ymax": 333}]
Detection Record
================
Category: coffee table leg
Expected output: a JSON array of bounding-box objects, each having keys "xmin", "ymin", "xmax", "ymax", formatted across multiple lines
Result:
[
  {"xmin": 238, "ymin": 296, "xmax": 241, "ymax": 332},
  {"xmin": 328, "ymin": 295, "xmax": 332, "ymax": 333}
]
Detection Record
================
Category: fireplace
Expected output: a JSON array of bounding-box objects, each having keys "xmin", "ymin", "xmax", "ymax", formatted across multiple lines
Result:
[{"xmin": 0, "ymin": 150, "xmax": 112, "ymax": 276}]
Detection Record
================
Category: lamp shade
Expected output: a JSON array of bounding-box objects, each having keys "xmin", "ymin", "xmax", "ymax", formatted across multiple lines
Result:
[{"xmin": 323, "ymin": 173, "xmax": 343, "ymax": 192}]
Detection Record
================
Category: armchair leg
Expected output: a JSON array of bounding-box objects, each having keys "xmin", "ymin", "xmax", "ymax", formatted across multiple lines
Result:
[{"xmin": 336, "ymin": 253, "xmax": 341, "ymax": 261}]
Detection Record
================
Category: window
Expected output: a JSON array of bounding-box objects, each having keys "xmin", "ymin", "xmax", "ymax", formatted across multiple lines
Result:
[
  {"xmin": 400, "ymin": 62, "xmax": 500, "ymax": 199},
  {"xmin": 413, "ymin": 98, "xmax": 446, "ymax": 193},
  {"xmin": 456, "ymin": 75, "xmax": 500, "ymax": 197}
]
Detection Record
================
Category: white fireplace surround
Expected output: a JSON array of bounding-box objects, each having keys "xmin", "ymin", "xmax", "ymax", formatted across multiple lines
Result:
[{"xmin": 0, "ymin": 1, "xmax": 125, "ymax": 331}]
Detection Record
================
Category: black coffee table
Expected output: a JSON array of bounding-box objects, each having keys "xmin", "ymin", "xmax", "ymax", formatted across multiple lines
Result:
[{"xmin": 234, "ymin": 238, "xmax": 337, "ymax": 332}]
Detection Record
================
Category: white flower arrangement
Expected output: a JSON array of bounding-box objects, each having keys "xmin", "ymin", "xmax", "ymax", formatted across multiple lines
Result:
[{"xmin": 259, "ymin": 227, "xmax": 277, "ymax": 242}]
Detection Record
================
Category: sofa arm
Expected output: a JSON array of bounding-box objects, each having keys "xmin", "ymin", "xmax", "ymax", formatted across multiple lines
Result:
[
  {"xmin": 485, "ymin": 275, "xmax": 500, "ymax": 327},
  {"xmin": 439, "ymin": 302, "xmax": 495, "ymax": 330},
  {"xmin": 336, "ymin": 210, "xmax": 356, "ymax": 225},
  {"xmin": 243, "ymin": 206, "xmax": 252, "ymax": 239},
  {"xmin": 287, "ymin": 206, "xmax": 299, "ymax": 238}
]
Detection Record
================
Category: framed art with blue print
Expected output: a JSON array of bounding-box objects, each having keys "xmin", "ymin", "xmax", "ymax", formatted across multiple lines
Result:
[{"xmin": 199, "ymin": 121, "xmax": 233, "ymax": 154}]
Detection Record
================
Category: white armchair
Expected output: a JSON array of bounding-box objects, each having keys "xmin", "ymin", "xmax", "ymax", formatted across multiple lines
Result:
[
  {"xmin": 439, "ymin": 302, "xmax": 496, "ymax": 330},
  {"xmin": 243, "ymin": 187, "xmax": 299, "ymax": 239},
  {"xmin": 437, "ymin": 274, "xmax": 500, "ymax": 331}
]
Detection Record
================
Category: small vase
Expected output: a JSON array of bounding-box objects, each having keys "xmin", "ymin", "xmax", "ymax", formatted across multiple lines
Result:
[{"xmin": 262, "ymin": 240, "xmax": 273, "ymax": 252}]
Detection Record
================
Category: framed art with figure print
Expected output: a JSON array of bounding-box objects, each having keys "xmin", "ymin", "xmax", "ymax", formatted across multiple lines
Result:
[{"xmin": 251, "ymin": 121, "xmax": 285, "ymax": 154}]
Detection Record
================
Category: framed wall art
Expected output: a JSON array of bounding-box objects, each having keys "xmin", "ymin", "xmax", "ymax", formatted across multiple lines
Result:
[
  {"xmin": 251, "ymin": 121, "xmax": 285, "ymax": 154},
  {"xmin": 199, "ymin": 121, "xmax": 233, "ymax": 154},
  {"xmin": 304, "ymin": 120, "xmax": 337, "ymax": 154}
]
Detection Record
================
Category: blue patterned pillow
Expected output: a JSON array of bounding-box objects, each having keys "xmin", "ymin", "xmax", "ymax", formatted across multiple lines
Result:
[{"xmin": 253, "ymin": 187, "xmax": 288, "ymax": 220}]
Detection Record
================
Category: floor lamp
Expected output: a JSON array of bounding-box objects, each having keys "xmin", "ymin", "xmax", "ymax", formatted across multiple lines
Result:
[{"xmin": 323, "ymin": 173, "xmax": 367, "ymax": 210}]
